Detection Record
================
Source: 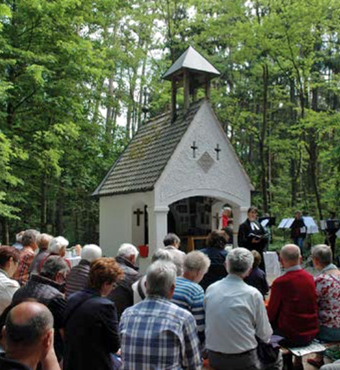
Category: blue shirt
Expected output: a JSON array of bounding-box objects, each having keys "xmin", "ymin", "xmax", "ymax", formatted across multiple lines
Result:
[
  {"xmin": 172, "ymin": 277, "xmax": 205, "ymax": 335},
  {"xmin": 119, "ymin": 297, "xmax": 202, "ymax": 370}
]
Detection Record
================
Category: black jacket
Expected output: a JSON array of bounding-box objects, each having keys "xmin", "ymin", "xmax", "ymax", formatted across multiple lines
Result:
[
  {"xmin": 0, "ymin": 355, "xmax": 31, "ymax": 370},
  {"xmin": 107, "ymin": 256, "xmax": 139, "ymax": 319},
  {"xmin": 238, "ymin": 219, "xmax": 268, "ymax": 251},
  {"xmin": 199, "ymin": 247, "xmax": 228, "ymax": 291},
  {"xmin": 63, "ymin": 288, "xmax": 120, "ymax": 370},
  {"xmin": 12, "ymin": 274, "xmax": 66, "ymax": 362}
]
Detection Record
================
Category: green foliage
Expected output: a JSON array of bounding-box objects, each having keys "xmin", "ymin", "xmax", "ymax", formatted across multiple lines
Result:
[{"xmin": 1, "ymin": 0, "xmax": 340, "ymax": 244}]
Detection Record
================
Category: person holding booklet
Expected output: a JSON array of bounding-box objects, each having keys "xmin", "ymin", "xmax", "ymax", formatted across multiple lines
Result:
[
  {"xmin": 238, "ymin": 206, "xmax": 268, "ymax": 272},
  {"xmin": 290, "ymin": 211, "xmax": 307, "ymax": 255}
]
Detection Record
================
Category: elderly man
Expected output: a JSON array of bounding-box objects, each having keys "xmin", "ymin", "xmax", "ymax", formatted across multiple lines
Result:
[
  {"xmin": 0, "ymin": 301, "xmax": 60, "ymax": 370},
  {"xmin": 13, "ymin": 256, "xmax": 70, "ymax": 362},
  {"xmin": 120, "ymin": 260, "xmax": 202, "ymax": 369},
  {"xmin": 163, "ymin": 233, "xmax": 185, "ymax": 275},
  {"xmin": 65, "ymin": 244, "xmax": 102, "ymax": 298},
  {"xmin": 30, "ymin": 233, "xmax": 53, "ymax": 275},
  {"xmin": 172, "ymin": 250, "xmax": 210, "ymax": 345},
  {"xmin": 205, "ymin": 247, "xmax": 281, "ymax": 370},
  {"xmin": 267, "ymin": 244, "xmax": 318, "ymax": 347},
  {"xmin": 14, "ymin": 229, "xmax": 40, "ymax": 286},
  {"xmin": 107, "ymin": 243, "xmax": 140, "ymax": 319}
]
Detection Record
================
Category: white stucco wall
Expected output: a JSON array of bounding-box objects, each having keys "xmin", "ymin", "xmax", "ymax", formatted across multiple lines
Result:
[
  {"xmin": 155, "ymin": 101, "xmax": 252, "ymax": 208},
  {"xmin": 99, "ymin": 192, "xmax": 153, "ymax": 258}
]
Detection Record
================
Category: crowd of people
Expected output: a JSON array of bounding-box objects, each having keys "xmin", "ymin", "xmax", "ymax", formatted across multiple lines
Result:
[{"xmin": 0, "ymin": 217, "xmax": 340, "ymax": 369}]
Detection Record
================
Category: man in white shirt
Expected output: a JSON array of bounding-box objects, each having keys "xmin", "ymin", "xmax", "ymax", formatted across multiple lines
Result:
[
  {"xmin": 163, "ymin": 233, "xmax": 185, "ymax": 275},
  {"xmin": 205, "ymin": 247, "xmax": 282, "ymax": 370}
]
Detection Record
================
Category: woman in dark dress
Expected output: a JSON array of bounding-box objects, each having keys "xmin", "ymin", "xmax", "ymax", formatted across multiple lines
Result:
[
  {"xmin": 238, "ymin": 206, "xmax": 268, "ymax": 272},
  {"xmin": 199, "ymin": 230, "xmax": 228, "ymax": 291},
  {"xmin": 63, "ymin": 257, "xmax": 124, "ymax": 370}
]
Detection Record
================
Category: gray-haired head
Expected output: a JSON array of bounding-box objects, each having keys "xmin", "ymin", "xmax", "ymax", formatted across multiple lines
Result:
[
  {"xmin": 163, "ymin": 233, "xmax": 180, "ymax": 247},
  {"xmin": 48, "ymin": 236, "xmax": 69, "ymax": 255},
  {"xmin": 151, "ymin": 249, "xmax": 173, "ymax": 263},
  {"xmin": 146, "ymin": 260, "xmax": 177, "ymax": 298},
  {"xmin": 5, "ymin": 301, "xmax": 53, "ymax": 348},
  {"xmin": 184, "ymin": 251, "xmax": 211, "ymax": 275},
  {"xmin": 117, "ymin": 243, "xmax": 139, "ymax": 258},
  {"xmin": 311, "ymin": 244, "xmax": 332, "ymax": 267},
  {"xmin": 16, "ymin": 231, "xmax": 24, "ymax": 244},
  {"xmin": 81, "ymin": 244, "xmax": 102, "ymax": 263},
  {"xmin": 153, "ymin": 248, "xmax": 182, "ymax": 276},
  {"xmin": 37, "ymin": 234, "xmax": 53, "ymax": 251},
  {"xmin": 22, "ymin": 230, "xmax": 40, "ymax": 247},
  {"xmin": 280, "ymin": 244, "xmax": 300, "ymax": 264},
  {"xmin": 41, "ymin": 256, "xmax": 69, "ymax": 281},
  {"xmin": 227, "ymin": 247, "xmax": 254, "ymax": 278}
]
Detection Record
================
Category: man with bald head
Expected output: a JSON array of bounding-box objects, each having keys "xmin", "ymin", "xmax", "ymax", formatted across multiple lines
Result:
[
  {"xmin": 0, "ymin": 301, "xmax": 60, "ymax": 369},
  {"xmin": 267, "ymin": 244, "xmax": 318, "ymax": 347}
]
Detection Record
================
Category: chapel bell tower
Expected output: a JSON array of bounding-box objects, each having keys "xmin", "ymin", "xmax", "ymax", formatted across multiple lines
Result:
[{"xmin": 162, "ymin": 46, "xmax": 220, "ymax": 122}]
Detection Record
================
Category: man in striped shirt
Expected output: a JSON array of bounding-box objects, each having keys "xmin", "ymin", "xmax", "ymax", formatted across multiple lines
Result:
[{"xmin": 172, "ymin": 251, "xmax": 210, "ymax": 345}]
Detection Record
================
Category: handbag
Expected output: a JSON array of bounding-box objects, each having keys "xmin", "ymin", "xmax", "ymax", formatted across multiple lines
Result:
[{"xmin": 256, "ymin": 336, "xmax": 280, "ymax": 364}]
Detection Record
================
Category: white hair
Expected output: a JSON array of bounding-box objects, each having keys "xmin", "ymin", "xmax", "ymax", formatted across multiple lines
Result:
[
  {"xmin": 184, "ymin": 251, "xmax": 211, "ymax": 275},
  {"xmin": 227, "ymin": 247, "xmax": 254, "ymax": 277},
  {"xmin": 146, "ymin": 260, "xmax": 177, "ymax": 298},
  {"xmin": 117, "ymin": 243, "xmax": 139, "ymax": 258},
  {"xmin": 81, "ymin": 244, "xmax": 102, "ymax": 263},
  {"xmin": 48, "ymin": 236, "xmax": 69, "ymax": 254}
]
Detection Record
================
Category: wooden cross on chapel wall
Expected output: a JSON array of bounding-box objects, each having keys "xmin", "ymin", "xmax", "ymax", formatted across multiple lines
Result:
[{"xmin": 133, "ymin": 208, "xmax": 144, "ymax": 226}]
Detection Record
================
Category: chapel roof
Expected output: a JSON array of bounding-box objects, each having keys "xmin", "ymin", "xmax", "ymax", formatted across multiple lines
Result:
[
  {"xmin": 162, "ymin": 46, "xmax": 220, "ymax": 80},
  {"xmin": 92, "ymin": 100, "xmax": 204, "ymax": 197}
]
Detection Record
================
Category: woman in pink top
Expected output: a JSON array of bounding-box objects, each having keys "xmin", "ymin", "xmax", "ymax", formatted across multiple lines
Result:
[{"xmin": 308, "ymin": 244, "xmax": 340, "ymax": 368}]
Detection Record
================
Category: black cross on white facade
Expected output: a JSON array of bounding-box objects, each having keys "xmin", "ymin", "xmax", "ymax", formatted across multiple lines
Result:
[
  {"xmin": 214, "ymin": 144, "xmax": 221, "ymax": 160},
  {"xmin": 191, "ymin": 141, "xmax": 198, "ymax": 158},
  {"xmin": 133, "ymin": 208, "xmax": 143, "ymax": 226}
]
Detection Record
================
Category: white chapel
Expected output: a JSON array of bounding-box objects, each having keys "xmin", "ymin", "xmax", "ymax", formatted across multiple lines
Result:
[{"xmin": 93, "ymin": 46, "xmax": 254, "ymax": 269}]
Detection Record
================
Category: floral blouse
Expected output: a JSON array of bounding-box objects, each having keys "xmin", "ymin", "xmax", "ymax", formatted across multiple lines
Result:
[{"xmin": 315, "ymin": 272, "xmax": 340, "ymax": 328}]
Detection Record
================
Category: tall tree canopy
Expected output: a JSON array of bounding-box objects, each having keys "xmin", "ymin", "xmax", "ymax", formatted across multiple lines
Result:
[{"xmin": 1, "ymin": 0, "xmax": 340, "ymax": 244}]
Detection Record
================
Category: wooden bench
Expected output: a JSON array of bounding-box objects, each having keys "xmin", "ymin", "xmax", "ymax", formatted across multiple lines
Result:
[{"xmin": 280, "ymin": 342, "xmax": 340, "ymax": 370}]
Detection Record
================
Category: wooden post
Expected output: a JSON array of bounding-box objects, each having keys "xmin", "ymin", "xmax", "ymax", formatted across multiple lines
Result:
[
  {"xmin": 183, "ymin": 69, "xmax": 190, "ymax": 111},
  {"xmin": 171, "ymin": 78, "xmax": 177, "ymax": 123},
  {"xmin": 205, "ymin": 78, "xmax": 211, "ymax": 100}
]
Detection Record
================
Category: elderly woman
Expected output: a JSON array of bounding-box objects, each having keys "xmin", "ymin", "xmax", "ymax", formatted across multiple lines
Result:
[
  {"xmin": 199, "ymin": 230, "xmax": 228, "ymax": 291},
  {"xmin": 308, "ymin": 245, "xmax": 340, "ymax": 368},
  {"xmin": 0, "ymin": 246, "xmax": 20, "ymax": 314},
  {"xmin": 63, "ymin": 257, "xmax": 124, "ymax": 370},
  {"xmin": 29, "ymin": 233, "xmax": 53, "ymax": 274},
  {"xmin": 39, "ymin": 236, "xmax": 71, "ymax": 272}
]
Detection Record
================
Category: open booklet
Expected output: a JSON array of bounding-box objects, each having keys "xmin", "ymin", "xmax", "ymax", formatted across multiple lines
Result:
[{"xmin": 287, "ymin": 341, "xmax": 326, "ymax": 357}]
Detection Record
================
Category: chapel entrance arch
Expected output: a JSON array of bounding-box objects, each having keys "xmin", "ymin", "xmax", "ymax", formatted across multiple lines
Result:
[{"xmin": 164, "ymin": 191, "xmax": 245, "ymax": 251}]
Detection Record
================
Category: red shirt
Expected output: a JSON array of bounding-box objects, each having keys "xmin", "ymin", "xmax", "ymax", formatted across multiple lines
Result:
[
  {"xmin": 222, "ymin": 215, "xmax": 229, "ymax": 229},
  {"xmin": 267, "ymin": 268, "xmax": 318, "ymax": 344},
  {"xmin": 13, "ymin": 246, "xmax": 35, "ymax": 286}
]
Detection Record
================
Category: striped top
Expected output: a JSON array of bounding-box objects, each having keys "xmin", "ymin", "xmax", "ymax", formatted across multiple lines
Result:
[{"xmin": 172, "ymin": 277, "xmax": 205, "ymax": 336}]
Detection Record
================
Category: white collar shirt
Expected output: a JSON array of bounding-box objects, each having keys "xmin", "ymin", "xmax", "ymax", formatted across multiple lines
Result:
[{"xmin": 204, "ymin": 274, "xmax": 272, "ymax": 354}]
